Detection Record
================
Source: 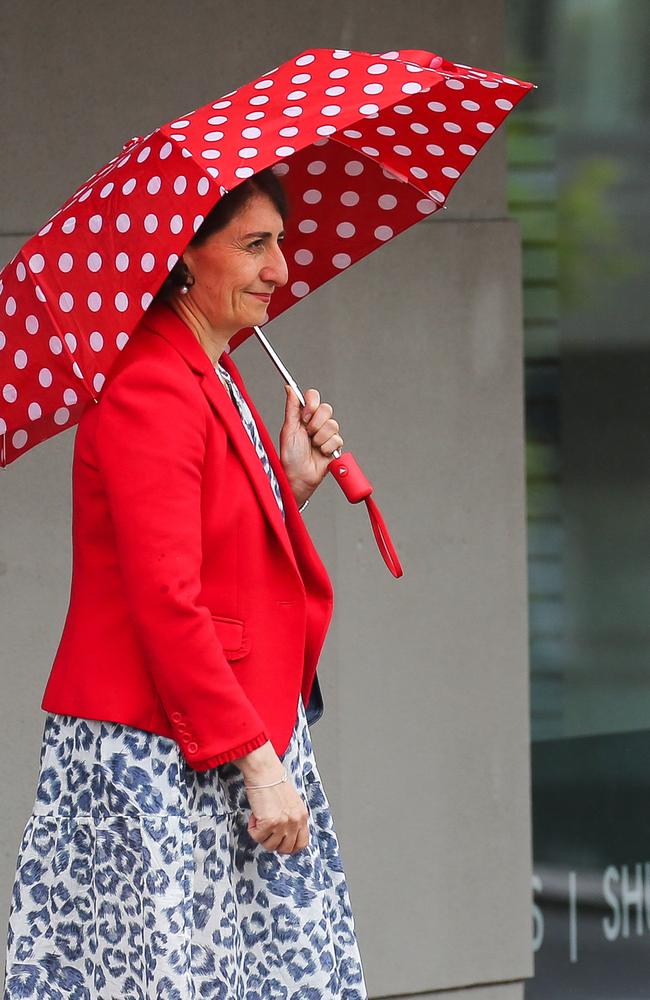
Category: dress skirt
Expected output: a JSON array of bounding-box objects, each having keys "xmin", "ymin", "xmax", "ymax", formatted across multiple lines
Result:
[{"xmin": 3, "ymin": 696, "xmax": 368, "ymax": 999}]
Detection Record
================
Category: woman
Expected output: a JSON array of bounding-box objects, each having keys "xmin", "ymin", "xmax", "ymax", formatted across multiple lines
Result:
[{"xmin": 4, "ymin": 168, "xmax": 368, "ymax": 999}]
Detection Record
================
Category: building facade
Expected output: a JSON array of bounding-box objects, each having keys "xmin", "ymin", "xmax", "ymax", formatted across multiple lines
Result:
[
  {"xmin": 507, "ymin": 0, "xmax": 650, "ymax": 995},
  {"xmin": 1, "ymin": 2, "xmax": 536, "ymax": 996}
]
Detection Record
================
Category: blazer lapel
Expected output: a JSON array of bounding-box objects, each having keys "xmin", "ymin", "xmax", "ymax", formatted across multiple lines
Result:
[
  {"xmin": 141, "ymin": 302, "xmax": 300, "ymax": 577},
  {"xmin": 220, "ymin": 350, "xmax": 335, "ymax": 606}
]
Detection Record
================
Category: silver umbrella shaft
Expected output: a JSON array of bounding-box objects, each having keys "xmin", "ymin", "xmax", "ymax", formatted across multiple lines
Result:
[{"xmin": 252, "ymin": 325, "xmax": 342, "ymax": 460}]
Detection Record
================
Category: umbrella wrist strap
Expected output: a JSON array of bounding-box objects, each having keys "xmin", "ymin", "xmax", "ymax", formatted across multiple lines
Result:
[{"xmin": 327, "ymin": 451, "xmax": 403, "ymax": 579}]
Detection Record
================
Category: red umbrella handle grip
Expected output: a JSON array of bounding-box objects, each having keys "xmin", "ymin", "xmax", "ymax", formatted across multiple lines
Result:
[{"xmin": 327, "ymin": 451, "xmax": 404, "ymax": 578}]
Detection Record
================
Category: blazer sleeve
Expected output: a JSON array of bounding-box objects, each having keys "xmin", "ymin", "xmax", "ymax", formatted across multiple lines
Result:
[{"xmin": 93, "ymin": 351, "xmax": 270, "ymax": 770}]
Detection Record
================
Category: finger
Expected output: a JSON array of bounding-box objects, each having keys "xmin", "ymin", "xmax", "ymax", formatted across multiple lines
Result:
[
  {"xmin": 261, "ymin": 817, "xmax": 300, "ymax": 852},
  {"xmin": 283, "ymin": 384, "xmax": 303, "ymax": 430},
  {"xmin": 278, "ymin": 812, "xmax": 307, "ymax": 853},
  {"xmin": 301, "ymin": 389, "xmax": 321, "ymax": 424},
  {"xmin": 256, "ymin": 829, "xmax": 285, "ymax": 851},
  {"xmin": 292, "ymin": 826, "xmax": 310, "ymax": 853},
  {"xmin": 278, "ymin": 830, "xmax": 299, "ymax": 854},
  {"xmin": 316, "ymin": 433, "xmax": 344, "ymax": 457},
  {"xmin": 305, "ymin": 401, "xmax": 333, "ymax": 432},
  {"xmin": 311, "ymin": 417, "xmax": 340, "ymax": 447},
  {"xmin": 248, "ymin": 814, "xmax": 280, "ymax": 844}
]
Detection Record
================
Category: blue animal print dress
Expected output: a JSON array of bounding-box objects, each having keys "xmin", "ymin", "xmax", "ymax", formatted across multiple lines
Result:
[{"xmin": 3, "ymin": 363, "xmax": 368, "ymax": 1000}]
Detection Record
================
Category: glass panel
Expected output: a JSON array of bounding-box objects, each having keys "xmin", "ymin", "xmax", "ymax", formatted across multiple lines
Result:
[{"xmin": 506, "ymin": 0, "xmax": 650, "ymax": 993}]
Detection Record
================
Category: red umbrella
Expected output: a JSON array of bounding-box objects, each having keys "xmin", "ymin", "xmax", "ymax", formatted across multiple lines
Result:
[{"xmin": 0, "ymin": 46, "xmax": 534, "ymax": 573}]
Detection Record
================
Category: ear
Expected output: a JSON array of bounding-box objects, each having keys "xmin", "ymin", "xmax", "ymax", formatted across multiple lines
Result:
[{"xmin": 178, "ymin": 254, "xmax": 195, "ymax": 287}]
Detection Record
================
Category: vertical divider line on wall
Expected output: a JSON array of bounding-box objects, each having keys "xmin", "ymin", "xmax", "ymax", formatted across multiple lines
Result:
[{"xmin": 505, "ymin": 42, "xmax": 564, "ymax": 741}]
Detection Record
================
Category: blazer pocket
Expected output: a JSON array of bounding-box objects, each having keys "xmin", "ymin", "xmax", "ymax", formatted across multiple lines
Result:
[{"xmin": 210, "ymin": 614, "xmax": 251, "ymax": 661}]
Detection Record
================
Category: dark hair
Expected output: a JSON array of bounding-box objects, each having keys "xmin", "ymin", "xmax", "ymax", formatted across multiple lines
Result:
[{"xmin": 155, "ymin": 167, "xmax": 289, "ymax": 301}]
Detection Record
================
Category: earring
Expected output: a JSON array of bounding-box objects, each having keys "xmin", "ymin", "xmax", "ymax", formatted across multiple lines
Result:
[{"xmin": 180, "ymin": 284, "xmax": 189, "ymax": 295}]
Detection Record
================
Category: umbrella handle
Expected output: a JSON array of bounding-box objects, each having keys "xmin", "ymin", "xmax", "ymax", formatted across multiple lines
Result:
[
  {"xmin": 327, "ymin": 451, "xmax": 404, "ymax": 579},
  {"xmin": 250, "ymin": 326, "xmax": 403, "ymax": 578}
]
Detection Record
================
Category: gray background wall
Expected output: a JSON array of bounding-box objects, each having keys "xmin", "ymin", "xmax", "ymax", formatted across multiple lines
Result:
[{"xmin": 0, "ymin": 2, "xmax": 533, "ymax": 996}]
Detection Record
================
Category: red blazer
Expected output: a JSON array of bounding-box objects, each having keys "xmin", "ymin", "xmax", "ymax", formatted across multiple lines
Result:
[{"xmin": 41, "ymin": 301, "xmax": 334, "ymax": 769}]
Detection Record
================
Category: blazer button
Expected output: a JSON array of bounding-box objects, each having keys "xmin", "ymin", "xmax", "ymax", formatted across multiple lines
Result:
[
  {"xmin": 171, "ymin": 712, "xmax": 182, "ymax": 723},
  {"xmin": 187, "ymin": 741, "xmax": 198, "ymax": 754},
  {"xmin": 181, "ymin": 733, "xmax": 191, "ymax": 743},
  {"xmin": 176, "ymin": 722, "xmax": 188, "ymax": 732}
]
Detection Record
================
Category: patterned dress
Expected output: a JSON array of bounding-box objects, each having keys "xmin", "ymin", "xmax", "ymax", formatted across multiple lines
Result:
[{"xmin": 3, "ymin": 364, "xmax": 368, "ymax": 1000}]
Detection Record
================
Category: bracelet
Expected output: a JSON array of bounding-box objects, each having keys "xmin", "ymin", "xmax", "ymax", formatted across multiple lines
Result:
[
  {"xmin": 298, "ymin": 498, "xmax": 310, "ymax": 513},
  {"xmin": 245, "ymin": 767, "xmax": 288, "ymax": 790}
]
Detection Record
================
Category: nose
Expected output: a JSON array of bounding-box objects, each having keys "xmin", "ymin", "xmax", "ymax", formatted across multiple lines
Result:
[{"xmin": 259, "ymin": 243, "xmax": 288, "ymax": 289}]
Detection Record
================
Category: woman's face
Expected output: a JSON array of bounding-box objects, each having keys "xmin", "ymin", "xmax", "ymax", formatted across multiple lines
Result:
[{"xmin": 181, "ymin": 191, "xmax": 288, "ymax": 336}]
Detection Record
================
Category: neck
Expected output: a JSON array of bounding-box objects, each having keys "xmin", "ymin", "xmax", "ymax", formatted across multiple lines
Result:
[{"xmin": 166, "ymin": 295, "xmax": 232, "ymax": 366}]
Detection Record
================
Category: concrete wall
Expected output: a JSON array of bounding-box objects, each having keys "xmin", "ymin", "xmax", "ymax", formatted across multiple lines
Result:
[{"xmin": 0, "ymin": 1, "xmax": 533, "ymax": 996}]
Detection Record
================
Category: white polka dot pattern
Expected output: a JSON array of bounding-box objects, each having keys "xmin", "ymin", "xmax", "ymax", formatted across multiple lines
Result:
[{"xmin": 0, "ymin": 46, "xmax": 533, "ymax": 467}]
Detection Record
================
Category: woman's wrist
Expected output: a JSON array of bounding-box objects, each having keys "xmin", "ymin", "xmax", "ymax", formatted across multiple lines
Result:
[
  {"xmin": 232, "ymin": 739, "xmax": 284, "ymax": 781},
  {"xmin": 288, "ymin": 479, "xmax": 314, "ymax": 509}
]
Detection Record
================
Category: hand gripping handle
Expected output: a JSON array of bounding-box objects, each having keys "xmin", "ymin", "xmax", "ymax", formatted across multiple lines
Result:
[
  {"xmin": 327, "ymin": 451, "xmax": 404, "ymax": 578},
  {"xmin": 248, "ymin": 325, "xmax": 404, "ymax": 580}
]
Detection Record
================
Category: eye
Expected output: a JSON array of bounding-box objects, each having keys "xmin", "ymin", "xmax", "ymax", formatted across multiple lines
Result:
[{"xmin": 248, "ymin": 239, "xmax": 264, "ymax": 250}]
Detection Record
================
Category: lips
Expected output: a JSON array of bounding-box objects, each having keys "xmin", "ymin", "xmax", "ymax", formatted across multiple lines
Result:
[{"xmin": 248, "ymin": 292, "xmax": 271, "ymax": 301}]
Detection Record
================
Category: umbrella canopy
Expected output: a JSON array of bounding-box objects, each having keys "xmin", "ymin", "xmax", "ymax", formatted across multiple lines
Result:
[{"xmin": 0, "ymin": 46, "xmax": 533, "ymax": 467}]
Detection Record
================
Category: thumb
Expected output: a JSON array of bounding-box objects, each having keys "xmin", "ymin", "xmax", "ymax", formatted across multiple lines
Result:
[{"xmin": 284, "ymin": 383, "xmax": 303, "ymax": 430}]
